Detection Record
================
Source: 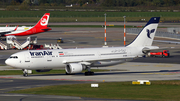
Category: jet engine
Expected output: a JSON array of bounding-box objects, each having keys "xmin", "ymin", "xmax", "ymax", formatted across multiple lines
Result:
[
  {"xmin": 36, "ymin": 69, "xmax": 51, "ymax": 72},
  {"xmin": 65, "ymin": 63, "xmax": 84, "ymax": 74}
]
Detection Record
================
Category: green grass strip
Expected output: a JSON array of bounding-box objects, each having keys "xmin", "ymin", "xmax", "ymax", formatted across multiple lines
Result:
[
  {"xmin": 0, "ymin": 11, "xmax": 180, "ymax": 22},
  {"xmin": 8, "ymin": 80, "xmax": 180, "ymax": 100}
]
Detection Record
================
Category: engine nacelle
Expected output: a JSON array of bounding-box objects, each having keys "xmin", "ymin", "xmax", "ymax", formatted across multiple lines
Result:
[
  {"xmin": 65, "ymin": 63, "xmax": 83, "ymax": 74},
  {"xmin": 36, "ymin": 69, "xmax": 51, "ymax": 72}
]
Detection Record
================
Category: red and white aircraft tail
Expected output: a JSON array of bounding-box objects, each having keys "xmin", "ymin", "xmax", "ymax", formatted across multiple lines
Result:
[
  {"xmin": 34, "ymin": 13, "xmax": 50, "ymax": 29},
  {"xmin": 0, "ymin": 13, "xmax": 51, "ymax": 37}
]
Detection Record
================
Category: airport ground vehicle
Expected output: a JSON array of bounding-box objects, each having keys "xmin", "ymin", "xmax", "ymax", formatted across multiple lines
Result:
[
  {"xmin": 148, "ymin": 50, "xmax": 170, "ymax": 57},
  {"xmin": 57, "ymin": 38, "xmax": 64, "ymax": 43},
  {"xmin": 23, "ymin": 45, "xmax": 44, "ymax": 50}
]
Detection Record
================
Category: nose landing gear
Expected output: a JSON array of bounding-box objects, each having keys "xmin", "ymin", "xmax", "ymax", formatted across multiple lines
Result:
[{"xmin": 22, "ymin": 69, "xmax": 32, "ymax": 77}]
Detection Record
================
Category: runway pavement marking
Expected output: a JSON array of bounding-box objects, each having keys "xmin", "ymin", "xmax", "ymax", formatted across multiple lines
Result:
[
  {"xmin": 132, "ymin": 64, "xmax": 173, "ymax": 67},
  {"xmin": 141, "ymin": 73, "xmax": 176, "ymax": 75},
  {"xmin": 95, "ymin": 37, "xmax": 103, "ymax": 39},
  {"xmin": 0, "ymin": 80, "xmax": 13, "ymax": 83},
  {"xmin": 0, "ymin": 76, "xmax": 98, "ymax": 82},
  {"xmin": 155, "ymin": 64, "xmax": 173, "ymax": 67},
  {"xmin": 63, "ymin": 32, "xmax": 73, "ymax": 35},
  {"xmin": 49, "ymin": 78, "xmax": 96, "ymax": 82},
  {"xmin": 67, "ymin": 40, "xmax": 75, "ymax": 43},
  {"xmin": 15, "ymin": 87, "xmax": 26, "ymax": 88},
  {"xmin": 0, "ymin": 94, "xmax": 27, "ymax": 97},
  {"xmin": 132, "ymin": 65, "xmax": 149, "ymax": 66},
  {"xmin": 112, "ymin": 39, "xmax": 121, "ymax": 41},
  {"xmin": 0, "ymin": 77, "xmax": 15, "ymax": 79}
]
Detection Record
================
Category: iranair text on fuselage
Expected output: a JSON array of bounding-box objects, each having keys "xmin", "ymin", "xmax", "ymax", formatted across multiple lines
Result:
[
  {"xmin": 30, "ymin": 51, "xmax": 52, "ymax": 58},
  {"xmin": 111, "ymin": 49, "xmax": 127, "ymax": 53}
]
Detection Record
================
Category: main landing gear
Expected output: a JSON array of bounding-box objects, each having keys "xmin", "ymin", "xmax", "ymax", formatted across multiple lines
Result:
[
  {"xmin": 85, "ymin": 66, "xmax": 94, "ymax": 76},
  {"xmin": 85, "ymin": 71, "xmax": 94, "ymax": 75}
]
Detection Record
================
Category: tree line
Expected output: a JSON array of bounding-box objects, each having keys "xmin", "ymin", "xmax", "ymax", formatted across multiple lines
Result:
[{"xmin": 0, "ymin": 0, "xmax": 180, "ymax": 7}]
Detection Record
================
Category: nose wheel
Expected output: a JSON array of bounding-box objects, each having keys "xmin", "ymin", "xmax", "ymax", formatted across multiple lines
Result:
[
  {"xmin": 23, "ymin": 69, "xmax": 29, "ymax": 77},
  {"xmin": 23, "ymin": 72, "xmax": 28, "ymax": 77}
]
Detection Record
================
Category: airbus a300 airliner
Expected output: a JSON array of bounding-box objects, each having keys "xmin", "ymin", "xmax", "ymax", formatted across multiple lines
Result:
[
  {"xmin": 5, "ymin": 17, "xmax": 160, "ymax": 77},
  {"xmin": 0, "ymin": 13, "xmax": 51, "ymax": 37}
]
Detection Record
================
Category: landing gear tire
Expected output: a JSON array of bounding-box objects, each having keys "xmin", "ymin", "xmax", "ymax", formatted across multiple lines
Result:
[
  {"xmin": 23, "ymin": 73, "xmax": 28, "ymax": 77},
  {"xmin": 66, "ymin": 72, "xmax": 69, "ymax": 75},
  {"xmin": 65, "ymin": 72, "xmax": 75, "ymax": 75},
  {"xmin": 85, "ymin": 71, "xmax": 94, "ymax": 76},
  {"xmin": 23, "ymin": 69, "xmax": 28, "ymax": 77}
]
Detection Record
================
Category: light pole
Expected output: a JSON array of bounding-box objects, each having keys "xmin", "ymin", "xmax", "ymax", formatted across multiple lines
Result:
[
  {"xmin": 123, "ymin": 16, "xmax": 126, "ymax": 46},
  {"xmin": 104, "ymin": 13, "xmax": 107, "ymax": 46}
]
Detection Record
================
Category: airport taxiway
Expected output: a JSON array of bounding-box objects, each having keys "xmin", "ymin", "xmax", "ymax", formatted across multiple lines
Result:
[
  {"xmin": 1, "ymin": 61, "xmax": 180, "ymax": 101},
  {"xmin": 1, "ymin": 62, "xmax": 180, "ymax": 82}
]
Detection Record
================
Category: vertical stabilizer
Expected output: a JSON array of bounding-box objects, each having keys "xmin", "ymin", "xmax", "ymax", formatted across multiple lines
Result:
[
  {"xmin": 127, "ymin": 17, "xmax": 160, "ymax": 47},
  {"xmin": 34, "ymin": 13, "xmax": 50, "ymax": 28}
]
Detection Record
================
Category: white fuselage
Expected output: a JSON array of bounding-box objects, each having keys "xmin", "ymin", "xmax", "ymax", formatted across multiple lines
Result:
[
  {"xmin": 0, "ymin": 26, "xmax": 32, "ymax": 36},
  {"xmin": 5, "ymin": 46, "xmax": 143, "ymax": 70}
]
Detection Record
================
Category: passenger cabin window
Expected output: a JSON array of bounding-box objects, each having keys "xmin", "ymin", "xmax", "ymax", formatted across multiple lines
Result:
[{"xmin": 9, "ymin": 56, "xmax": 18, "ymax": 59}]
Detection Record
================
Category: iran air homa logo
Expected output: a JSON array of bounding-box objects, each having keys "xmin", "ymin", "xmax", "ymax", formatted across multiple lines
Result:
[
  {"xmin": 40, "ymin": 15, "xmax": 49, "ymax": 26},
  {"xmin": 147, "ymin": 29, "xmax": 155, "ymax": 39}
]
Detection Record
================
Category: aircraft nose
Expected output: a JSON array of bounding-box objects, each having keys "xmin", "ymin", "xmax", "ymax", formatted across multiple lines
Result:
[{"xmin": 5, "ymin": 59, "xmax": 11, "ymax": 66}]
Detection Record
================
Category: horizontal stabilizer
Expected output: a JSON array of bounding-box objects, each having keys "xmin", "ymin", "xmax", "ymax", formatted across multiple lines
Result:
[
  {"xmin": 154, "ymin": 40, "xmax": 180, "ymax": 44},
  {"xmin": 142, "ymin": 46, "xmax": 174, "ymax": 53},
  {"xmin": 41, "ymin": 28, "xmax": 51, "ymax": 31}
]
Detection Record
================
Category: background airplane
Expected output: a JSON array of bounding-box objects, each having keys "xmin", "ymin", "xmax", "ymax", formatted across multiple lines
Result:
[
  {"xmin": 5, "ymin": 17, "xmax": 160, "ymax": 77},
  {"xmin": 0, "ymin": 25, "xmax": 19, "ymax": 36},
  {"xmin": 0, "ymin": 13, "xmax": 51, "ymax": 37}
]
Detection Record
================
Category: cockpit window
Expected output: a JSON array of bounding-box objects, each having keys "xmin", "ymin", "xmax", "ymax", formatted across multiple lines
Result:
[{"xmin": 9, "ymin": 56, "xmax": 18, "ymax": 59}]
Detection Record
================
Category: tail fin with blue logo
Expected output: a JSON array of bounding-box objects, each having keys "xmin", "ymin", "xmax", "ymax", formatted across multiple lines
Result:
[{"xmin": 127, "ymin": 17, "xmax": 160, "ymax": 47}]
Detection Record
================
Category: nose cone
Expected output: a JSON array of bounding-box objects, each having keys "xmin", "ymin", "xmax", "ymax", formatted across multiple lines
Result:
[
  {"xmin": 5, "ymin": 58, "xmax": 17, "ymax": 68},
  {"xmin": 5, "ymin": 59, "xmax": 11, "ymax": 66}
]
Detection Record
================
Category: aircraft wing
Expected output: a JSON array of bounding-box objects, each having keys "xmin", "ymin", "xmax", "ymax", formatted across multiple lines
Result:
[
  {"xmin": 0, "ymin": 25, "xmax": 18, "ymax": 36},
  {"xmin": 62, "ymin": 55, "xmax": 136, "ymax": 64}
]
